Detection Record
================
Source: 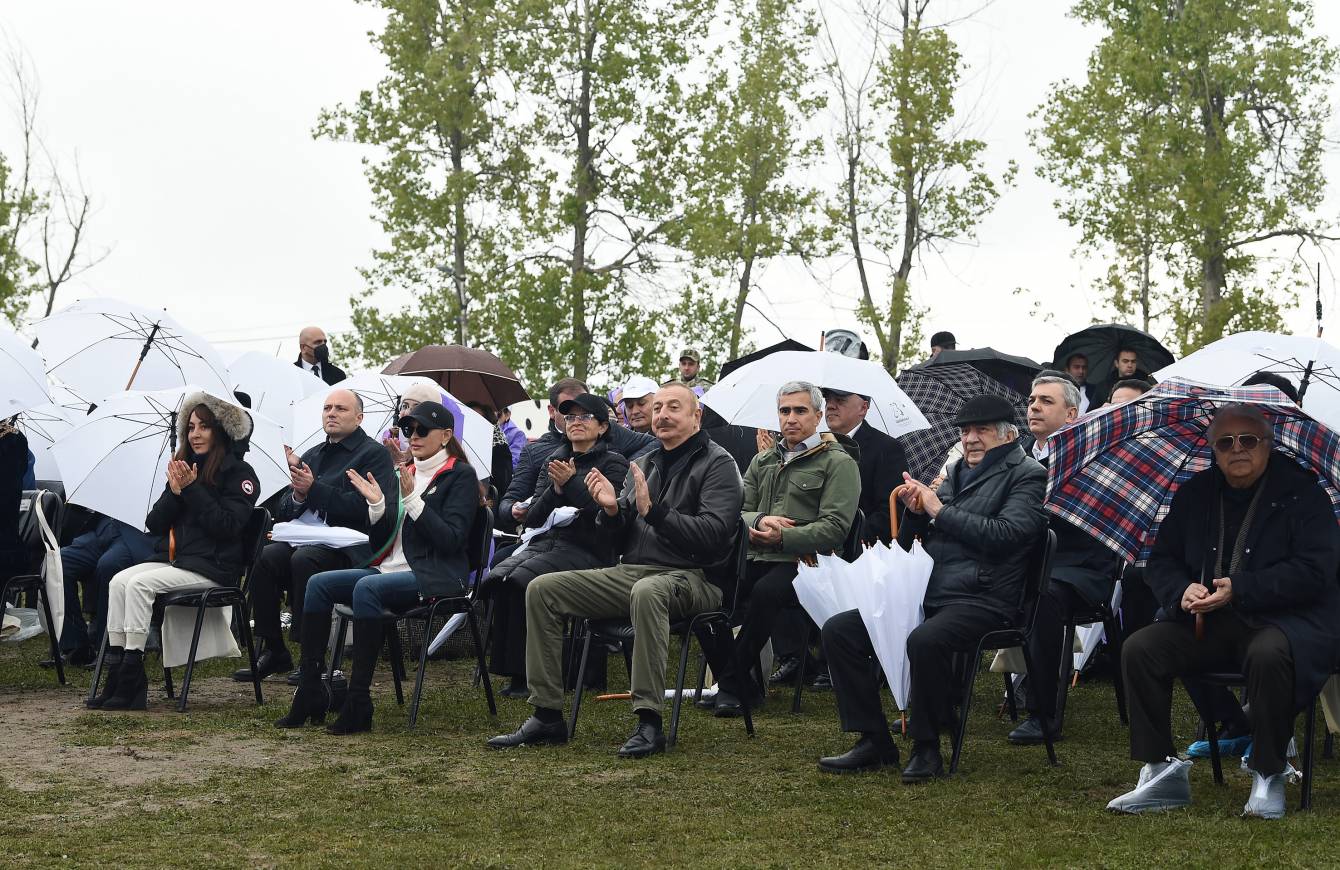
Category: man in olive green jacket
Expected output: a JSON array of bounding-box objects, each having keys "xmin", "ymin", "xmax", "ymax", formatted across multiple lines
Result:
[{"xmin": 709, "ymin": 380, "xmax": 861, "ymax": 716}]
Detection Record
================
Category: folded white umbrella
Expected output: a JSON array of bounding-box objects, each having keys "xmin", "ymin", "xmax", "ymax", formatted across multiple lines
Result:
[
  {"xmin": 36, "ymin": 297, "xmax": 233, "ymax": 401},
  {"xmin": 0, "ymin": 323, "xmax": 52, "ymax": 416},
  {"xmin": 861, "ymin": 540, "xmax": 934, "ymax": 710},
  {"xmin": 701, "ymin": 350, "xmax": 930, "ymax": 437},
  {"xmin": 1154, "ymin": 331, "xmax": 1340, "ymax": 431},
  {"xmin": 289, "ymin": 371, "xmax": 495, "ymax": 480},
  {"xmin": 227, "ymin": 350, "xmax": 325, "ymax": 441},
  {"xmin": 793, "ymin": 554, "xmax": 843, "ymax": 630},
  {"xmin": 50, "ymin": 386, "xmax": 289, "ymax": 530}
]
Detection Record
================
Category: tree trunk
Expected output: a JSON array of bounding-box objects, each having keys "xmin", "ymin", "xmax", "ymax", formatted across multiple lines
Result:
[
  {"xmin": 450, "ymin": 128, "xmax": 469, "ymax": 346},
  {"xmin": 570, "ymin": 12, "xmax": 598, "ymax": 383},
  {"xmin": 846, "ymin": 152, "xmax": 888, "ymax": 364},
  {"xmin": 730, "ymin": 255, "xmax": 754, "ymax": 359}
]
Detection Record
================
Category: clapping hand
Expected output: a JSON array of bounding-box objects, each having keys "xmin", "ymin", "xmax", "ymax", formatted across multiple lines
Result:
[
  {"xmin": 291, "ymin": 462, "xmax": 315, "ymax": 499},
  {"xmin": 167, "ymin": 459, "xmax": 197, "ymax": 495},
  {"xmin": 756, "ymin": 429, "xmax": 775, "ymax": 453},
  {"xmin": 347, "ymin": 469, "xmax": 383, "ymax": 505},
  {"xmin": 547, "ymin": 458, "xmax": 577, "ymax": 491},
  {"xmin": 585, "ymin": 468, "xmax": 619, "ymax": 515},
  {"xmin": 896, "ymin": 472, "xmax": 943, "ymax": 518},
  {"xmin": 398, "ymin": 464, "xmax": 414, "ymax": 498},
  {"xmin": 630, "ymin": 463, "xmax": 652, "ymax": 517},
  {"xmin": 383, "ymin": 433, "xmax": 407, "ymax": 466}
]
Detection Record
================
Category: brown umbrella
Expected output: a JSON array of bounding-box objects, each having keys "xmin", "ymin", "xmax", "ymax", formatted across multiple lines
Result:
[{"xmin": 381, "ymin": 345, "xmax": 529, "ymax": 410}]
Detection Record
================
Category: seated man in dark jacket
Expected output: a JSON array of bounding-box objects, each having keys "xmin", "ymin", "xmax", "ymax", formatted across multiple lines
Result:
[
  {"xmin": 488, "ymin": 383, "xmax": 743, "ymax": 758},
  {"xmin": 234, "ymin": 388, "xmax": 397, "ymax": 683},
  {"xmin": 1007, "ymin": 373, "xmax": 1118, "ymax": 745},
  {"xmin": 817, "ymin": 394, "xmax": 1046, "ymax": 779},
  {"xmin": 1108, "ymin": 404, "xmax": 1340, "ymax": 820}
]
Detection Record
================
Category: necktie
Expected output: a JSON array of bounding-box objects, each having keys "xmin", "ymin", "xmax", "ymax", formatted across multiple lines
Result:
[{"xmin": 311, "ymin": 363, "xmax": 321, "ymax": 379}]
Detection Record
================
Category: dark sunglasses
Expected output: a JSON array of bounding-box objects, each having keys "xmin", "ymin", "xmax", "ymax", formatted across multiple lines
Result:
[
  {"xmin": 400, "ymin": 422, "xmax": 442, "ymax": 438},
  {"xmin": 1211, "ymin": 433, "xmax": 1263, "ymax": 453}
]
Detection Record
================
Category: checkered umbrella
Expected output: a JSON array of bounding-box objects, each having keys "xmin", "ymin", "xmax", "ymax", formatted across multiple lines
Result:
[
  {"xmin": 895, "ymin": 363, "xmax": 1029, "ymax": 482},
  {"xmin": 1045, "ymin": 378, "xmax": 1340, "ymax": 565}
]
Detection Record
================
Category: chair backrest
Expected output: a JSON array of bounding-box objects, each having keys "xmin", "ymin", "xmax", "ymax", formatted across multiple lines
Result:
[
  {"xmin": 721, "ymin": 517, "xmax": 750, "ymax": 618},
  {"xmin": 467, "ymin": 504, "xmax": 494, "ymax": 577},
  {"xmin": 842, "ymin": 508, "xmax": 865, "ymax": 562},
  {"xmin": 238, "ymin": 507, "xmax": 272, "ymax": 592},
  {"xmin": 1019, "ymin": 528, "xmax": 1057, "ymax": 632},
  {"xmin": 16, "ymin": 489, "xmax": 63, "ymax": 575}
]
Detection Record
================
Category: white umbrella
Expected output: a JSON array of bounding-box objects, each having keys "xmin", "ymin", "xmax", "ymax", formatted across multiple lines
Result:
[
  {"xmin": 701, "ymin": 350, "xmax": 930, "ymax": 437},
  {"xmin": 227, "ymin": 350, "xmax": 324, "ymax": 441},
  {"xmin": 36, "ymin": 297, "xmax": 233, "ymax": 401},
  {"xmin": 16, "ymin": 404, "xmax": 76, "ymax": 481},
  {"xmin": 1154, "ymin": 331, "xmax": 1340, "ymax": 431},
  {"xmin": 860, "ymin": 540, "xmax": 934, "ymax": 710},
  {"xmin": 0, "ymin": 323, "xmax": 52, "ymax": 416},
  {"xmin": 289, "ymin": 371, "xmax": 495, "ymax": 480},
  {"xmin": 50, "ymin": 386, "xmax": 289, "ymax": 530}
]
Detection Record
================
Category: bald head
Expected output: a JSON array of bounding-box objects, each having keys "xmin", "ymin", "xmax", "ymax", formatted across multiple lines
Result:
[
  {"xmin": 322, "ymin": 388, "xmax": 363, "ymax": 441},
  {"xmin": 299, "ymin": 326, "xmax": 328, "ymax": 364}
]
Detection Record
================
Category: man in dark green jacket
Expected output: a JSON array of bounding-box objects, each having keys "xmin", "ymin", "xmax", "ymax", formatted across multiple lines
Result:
[{"xmin": 711, "ymin": 381, "xmax": 860, "ymax": 716}]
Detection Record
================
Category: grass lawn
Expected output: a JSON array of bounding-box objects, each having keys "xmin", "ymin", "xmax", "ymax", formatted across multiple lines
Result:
[{"xmin": 2, "ymin": 635, "xmax": 1336, "ymax": 868}]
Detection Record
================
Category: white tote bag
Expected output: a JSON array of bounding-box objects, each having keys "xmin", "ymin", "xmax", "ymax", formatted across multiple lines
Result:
[{"xmin": 31, "ymin": 491, "xmax": 64, "ymax": 643}]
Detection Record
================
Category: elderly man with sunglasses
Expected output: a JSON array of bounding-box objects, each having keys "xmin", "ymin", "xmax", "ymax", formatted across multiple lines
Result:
[{"xmin": 1109, "ymin": 404, "xmax": 1340, "ymax": 820}]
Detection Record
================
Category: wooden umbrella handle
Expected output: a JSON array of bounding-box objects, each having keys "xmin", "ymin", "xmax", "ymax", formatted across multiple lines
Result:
[
  {"xmin": 1194, "ymin": 612, "xmax": 1205, "ymax": 641},
  {"xmin": 889, "ymin": 490, "xmax": 900, "ymax": 541}
]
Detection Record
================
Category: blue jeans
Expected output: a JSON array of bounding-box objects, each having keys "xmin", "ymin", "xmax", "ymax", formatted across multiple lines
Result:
[
  {"xmin": 304, "ymin": 568, "xmax": 421, "ymax": 619},
  {"xmin": 60, "ymin": 517, "xmax": 158, "ymax": 652}
]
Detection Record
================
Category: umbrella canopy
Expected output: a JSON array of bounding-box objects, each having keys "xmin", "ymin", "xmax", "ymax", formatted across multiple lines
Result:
[
  {"xmin": 18, "ymin": 382, "xmax": 96, "ymax": 481},
  {"xmin": 289, "ymin": 371, "xmax": 495, "ymax": 480},
  {"xmin": 895, "ymin": 363, "xmax": 1029, "ymax": 483},
  {"xmin": 911, "ymin": 347, "xmax": 1043, "ymax": 397},
  {"xmin": 227, "ymin": 350, "xmax": 326, "ymax": 441},
  {"xmin": 1046, "ymin": 378, "xmax": 1340, "ymax": 564},
  {"xmin": 717, "ymin": 338, "xmax": 812, "ymax": 381},
  {"xmin": 382, "ymin": 344, "xmax": 529, "ymax": 410},
  {"xmin": 700, "ymin": 350, "xmax": 930, "ymax": 438},
  {"xmin": 36, "ymin": 298, "xmax": 233, "ymax": 401},
  {"xmin": 1153, "ymin": 331, "xmax": 1340, "ymax": 432},
  {"xmin": 49, "ymin": 387, "xmax": 289, "ymax": 531},
  {"xmin": 0, "ymin": 323, "xmax": 52, "ymax": 416},
  {"xmin": 1052, "ymin": 322, "xmax": 1175, "ymax": 386}
]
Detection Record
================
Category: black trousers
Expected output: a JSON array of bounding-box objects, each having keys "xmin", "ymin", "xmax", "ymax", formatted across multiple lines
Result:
[
  {"xmin": 771, "ymin": 607, "xmax": 822, "ymax": 666},
  {"xmin": 1023, "ymin": 581, "xmax": 1089, "ymax": 724},
  {"xmin": 724, "ymin": 560, "xmax": 799, "ymax": 692},
  {"xmin": 248, "ymin": 542, "xmax": 351, "ymax": 643},
  {"xmin": 1123, "ymin": 610, "xmax": 1295, "ymax": 777},
  {"xmin": 905, "ymin": 604, "xmax": 1012, "ymax": 742},
  {"xmin": 1120, "ymin": 565, "xmax": 1158, "ymax": 636},
  {"xmin": 823, "ymin": 608, "xmax": 888, "ymax": 734}
]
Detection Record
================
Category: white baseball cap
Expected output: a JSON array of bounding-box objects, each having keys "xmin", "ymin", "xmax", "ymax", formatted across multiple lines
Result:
[{"xmin": 622, "ymin": 375, "xmax": 659, "ymax": 400}]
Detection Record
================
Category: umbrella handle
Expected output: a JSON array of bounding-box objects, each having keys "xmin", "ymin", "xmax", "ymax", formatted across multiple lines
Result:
[
  {"xmin": 1194, "ymin": 612, "xmax": 1205, "ymax": 642},
  {"xmin": 124, "ymin": 321, "xmax": 162, "ymax": 390},
  {"xmin": 889, "ymin": 491, "xmax": 899, "ymax": 541}
]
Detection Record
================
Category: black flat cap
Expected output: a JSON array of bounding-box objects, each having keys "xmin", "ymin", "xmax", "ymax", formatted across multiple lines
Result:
[{"xmin": 953, "ymin": 394, "xmax": 1015, "ymax": 427}]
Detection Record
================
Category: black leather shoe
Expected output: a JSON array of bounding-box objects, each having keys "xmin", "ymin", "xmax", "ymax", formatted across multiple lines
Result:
[
  {"xmin": 768, "ymin": 656, "xmax": 801, "ymax": 686},
  {"xmin": 232, "ymin": 646, "xmax": 293, "ymax": 682},
  {"xmin": 713, "ymin": 689, "xmax": 763, "ymax": 718},
  {"xmin": 1007, "ymin": 716, "xmax": 1061, "ymax": 745},
  {"xmin": 42, "ymin": 647, "xmax": 97, "ymax": 670},
  {"xmin": 695, "ymin": 694, "xmax": 717, "ymax": 711},
  {"xmin": 818, "ymin": 736, "xmax": 900, "ymax": 774},
  {"xmin": 617, "ymin": 721, "xmax": 667, "ymax": 758},
  {"xmin": 500, "ymin": 678, "xmax": 530, "ymax": 700},
  {"xmin": 901, "ymin": 741, "xmax": 945, "ymax": 783},
  {"xmin": 810, "ymin": 671, "xmax": 833, "ymax": 691},
  {"xmin": 487, "ymin": 716, "xmax": 569, "ymax": 749},
  {"xmin": 286, "ymin": 662, "xmax": 325, "ymax": 686}
]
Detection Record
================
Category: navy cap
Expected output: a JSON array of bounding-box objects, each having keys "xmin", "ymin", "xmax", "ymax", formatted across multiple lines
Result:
[{"xmin": 397, "ymin": 400, "xmax": 453, "ymax": 432}]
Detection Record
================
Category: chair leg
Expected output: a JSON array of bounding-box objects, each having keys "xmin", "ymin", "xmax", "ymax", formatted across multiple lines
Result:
[
  {"xmin": 472, "ymin": 599, "xmax": 494, "ymax": 689},
  {"xmin": 1302, "ymin": 697, "xmax": 1317, "ymax": 811},
  {"xmin": 163, "ymin": 664, "xmax": 175, "ymax": 700},
  {"xmin": 1105, "ymin": 615, "xmax": 1128, "ymax": 725},
  {"xmin": 949, "ymin": 651, "xmax": 981, "ymax": 775},
  {"xmin": 1206, "ymin": 711, "xmax": 1224, "ymax": 785},
  {"xmin": 1003, "ymin": 672, "xmax": 1018, "ymax": 722},
  {"xmin": 466, "ymin": 606, "xmax": 496, "ymax": 717},
  {"xmin": 236, "ymin": 601, "xmax": 263, "ymax": 705},
  {"xmin": 175, "ymin": 601, "xmax": 210, "ymax": 712},
  {"xmin": 567, "ymin": 622, "xmax": 593, "ymax": 740},
  {"xmin": 38, "ymin": 587, "xmax": 66, "ymax": 686},
  {"xmin": 329, "ymin": 614, "xmax": 349, "ymax": 678},
  {"xmin": 1019, "ymin": 643, "xmax": 1058, "ymax": 767},
  {"xmin": 791, "ymin": 635, "xmax": 809, "ymax": 714},
  {"xmin": 386, "ymin": 625, "xmax": 406, "ymax": 706},
  {"xmin": 89, "ymin": 629, "xmax": 110, "ymax": 702},
  {"xmin": 1324, "ymin": 731, "xmax": 1335, "ymax": 761},
  {"xmin": 405, "ymin": 612, "xmax": 431, "ymax": 728},
  {"xmin": 693, "ymin": 645, "xmax": 710, "ymax": 703},
  {"xmin": 668, "ymin": 626, "xmax": 696, "ymax": 748}
]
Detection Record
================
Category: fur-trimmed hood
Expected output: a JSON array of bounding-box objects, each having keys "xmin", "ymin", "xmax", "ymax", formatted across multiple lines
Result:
[{"xmin": 177, "ymin": 391, "xmax": 253, "ymax": 446}]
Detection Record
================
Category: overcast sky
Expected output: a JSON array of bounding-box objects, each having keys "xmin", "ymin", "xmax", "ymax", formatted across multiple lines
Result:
[{"xmin": 3, "ymin": 1, "xmax": 1338, "ymax": 374}]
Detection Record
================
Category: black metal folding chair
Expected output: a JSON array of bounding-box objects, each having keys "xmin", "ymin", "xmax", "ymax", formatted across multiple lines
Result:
[
  {"xmin": 948, "ymin": 529, "xmax": 1057, "ymax": 774},
  {"xmin": 2, "ymin": 490, "xmax": 66, "ymax": 685},
  {"xmin": 329, "ymin": 504, "xmax": 498, "ymax": 728},
  {"xmin": 88, "ymin": 508, "xmax": 271, "ymax": 712},
  {"xmin": 567, "ymin": 518, "xmax": 755, "ymax": 748}
]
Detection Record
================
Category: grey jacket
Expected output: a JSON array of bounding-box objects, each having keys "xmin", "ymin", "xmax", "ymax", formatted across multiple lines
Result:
[
  {"xmin": 598, "ymin": 431, "xmax": 744, "ymax": 593},
  {"xmin": 898, "ymin": 441, "xmax": 1047, "ymax": 617}
]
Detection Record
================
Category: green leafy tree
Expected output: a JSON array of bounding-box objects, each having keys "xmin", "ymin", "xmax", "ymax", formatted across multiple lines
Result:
[
  {"xmin": 0, "ymin": 151, "xmax": 39, "ymax": 324},
  {"xmin": 677, "ymin": 0, "xmax": 828, "ymax": 360},
  {"xmin": 1035, "ymin": 0, "xmax": 1337, "ymax": 352}
]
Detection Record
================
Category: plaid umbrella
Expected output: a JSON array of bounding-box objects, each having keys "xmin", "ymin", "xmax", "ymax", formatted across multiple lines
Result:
[
  {"xmin": 1046, "ymin": 378, "xmax": 1340, "ymax": 565},
  {"xmin": 895, "ymin": 363, "xmax": 1028, "ymax": 483}
]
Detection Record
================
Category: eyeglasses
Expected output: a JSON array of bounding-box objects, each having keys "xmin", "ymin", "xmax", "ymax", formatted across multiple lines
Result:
[
  {"xmin": 401, "ymin": 422, "xmax": 440, "ymax": 438},
  {"xmin": 563, "ymin": 413, "xmax": 596, "ymax": 424},
  {"xmin": 1211, "ymin": 433, "xmax": 1264, "ymax": 453}
]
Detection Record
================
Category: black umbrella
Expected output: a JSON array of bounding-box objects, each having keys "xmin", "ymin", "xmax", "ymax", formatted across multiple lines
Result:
[
  {"xmin": 717, "ymin": 338, "xmax": 812, "ymax": 381},
  {"xmin": 908, "ymin": 347, "xmax": 1043, "ymax": 398},
  {"xmin": 1052, "ymin": 323, "xmax": 1174, "ymax": 388},
  {"xmin": 895, "ymin": 363, "xmax": 1029, "ymax": 483}
]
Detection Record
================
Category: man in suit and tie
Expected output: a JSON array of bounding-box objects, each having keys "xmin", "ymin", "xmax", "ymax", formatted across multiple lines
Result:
[{"xmin": 295, "ymin": 326, "xmax": 348, "ymax": 386}]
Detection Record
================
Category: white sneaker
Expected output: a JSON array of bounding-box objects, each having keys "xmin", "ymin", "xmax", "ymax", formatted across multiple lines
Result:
[
  {"xmin": 1107, "ymin": 757, "xmax": 1194, "ymax": 814},
  {"xmin": 1242, "ymin": 770, "xmax": 1286, "ymax": 820}
]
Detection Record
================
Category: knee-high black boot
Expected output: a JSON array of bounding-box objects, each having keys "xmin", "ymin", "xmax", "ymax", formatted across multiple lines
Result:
[
  {"xmin": 275, "ymin": 612, "xmax": 333, "ymax": 728},
  {"xmin": 86, "ymin": 646, "xmax": 124, "ymax": 709},
  {"xmin": 101, "ymin": 649, "xmax": 147, "ymax": 711},
  {"xmin": 326, "ymin": 618, "xmax": 382, "ymax": 735}
]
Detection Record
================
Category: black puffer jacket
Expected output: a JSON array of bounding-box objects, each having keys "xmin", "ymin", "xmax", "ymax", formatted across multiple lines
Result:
[
  {"xmin": 899, "ymin": 441, "xmax": 1047, "ymax": 617},
  {"xmin": 145, "ymin": 453, "xmax": 261, "ymax": 586},
  {"xmin": 526, "ymin": 439, "xmax": 629, "ymax": 562}
]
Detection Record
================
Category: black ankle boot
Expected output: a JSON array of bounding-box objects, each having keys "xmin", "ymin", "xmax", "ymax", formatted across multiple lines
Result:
[
  {"xmin": 275, "ymin": 615, "xmax": 333, "ymax": 728},
  {"xmin": 326, "ymin": 618, "xmax": 381, "ymax": 735},
  {"xmin": 86, "ymin": 646, "xmax": 125, "ymax": 709},
  {"xmin": 101, "ymin": 650, "xmax": 147, "ymax": 711}
]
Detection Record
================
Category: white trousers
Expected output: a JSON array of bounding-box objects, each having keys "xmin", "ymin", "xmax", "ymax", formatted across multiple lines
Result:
[{"xmin": 106, "ymin": 562, "xmax": 215, "ymax": 651}]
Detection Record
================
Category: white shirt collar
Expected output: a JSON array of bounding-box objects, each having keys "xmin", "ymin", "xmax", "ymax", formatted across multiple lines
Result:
[
  {"xmin": 846, "ymin": 422, "xmax": 863, "ymax": 439},
  {"xmin": 1031, "ymin": 436, "xmax": 1050, "ymax": 461}
]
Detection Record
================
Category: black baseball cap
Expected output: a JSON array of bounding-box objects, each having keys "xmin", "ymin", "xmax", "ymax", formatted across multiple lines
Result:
[
  {"xmin": 397, "ymin": 400, "xmax": 453, "ymax": 432},
  {"xmin": 558, "ymin": 393, "xmax": 610, "ymax": 419},
  {"xmin": 821, "ymin": 387, "xmax": 871, "ymax": 402},
  {"xmin": 952, "ymin": 394, "xmax": 1015, "ymax": 427}
]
